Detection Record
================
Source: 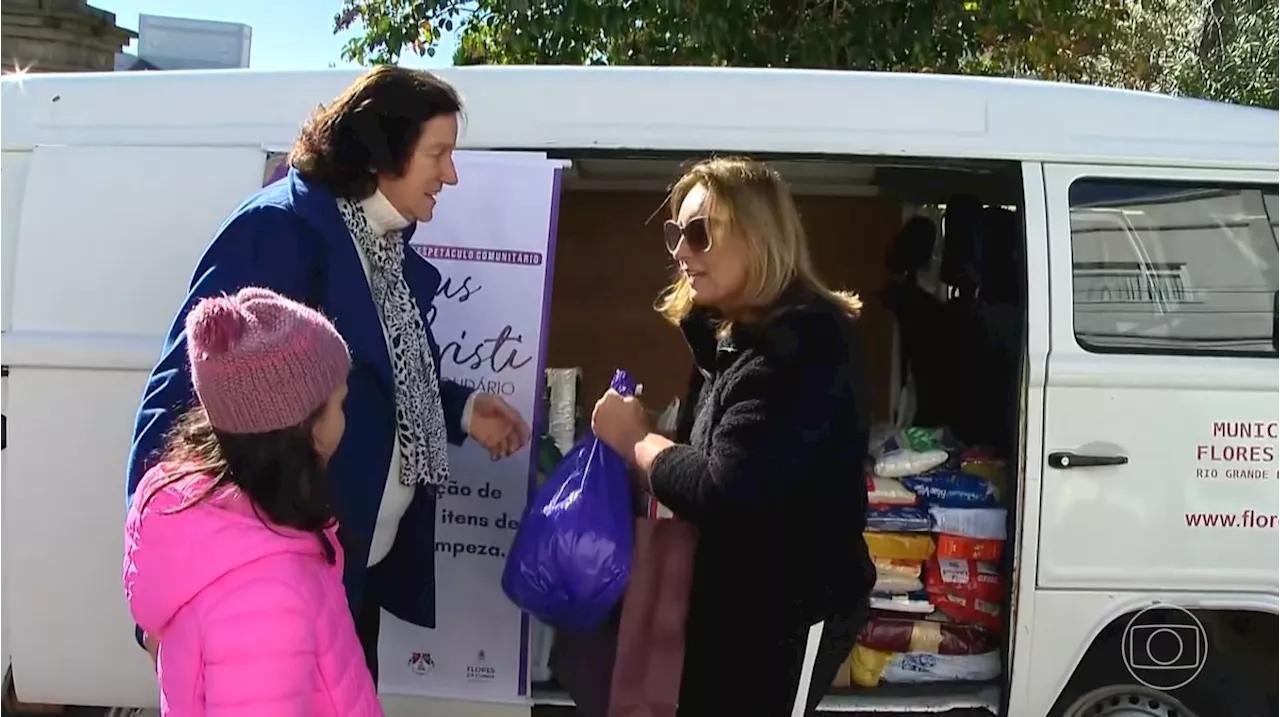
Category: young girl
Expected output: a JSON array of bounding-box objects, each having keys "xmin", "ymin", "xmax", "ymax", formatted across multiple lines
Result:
[{"xmin": 123, "ymin": 287, "xmax": 382, "ymax": 716}]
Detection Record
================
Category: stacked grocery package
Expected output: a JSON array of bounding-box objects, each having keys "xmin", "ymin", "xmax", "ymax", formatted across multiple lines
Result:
[
  {"xmin": 529, "ymin": 368, "xmax": 583, "ymax": 685},
  {"xmin": 833, "ymin": 425, "xmax": 1009, "ymax": 690}
]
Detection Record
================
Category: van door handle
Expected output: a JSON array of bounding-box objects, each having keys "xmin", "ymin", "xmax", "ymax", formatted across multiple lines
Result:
[{"xmin": 1048, "ymin": 451, "xmax": 1128, "ymax": 469}]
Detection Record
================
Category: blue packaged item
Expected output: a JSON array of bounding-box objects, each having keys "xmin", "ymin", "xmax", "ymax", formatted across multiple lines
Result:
[
  {"xmin": 866, "ymin": 506, "xmax": 933, "ymax": 533},
  {"xmin": 501, "ymin": 369, "xmax": 637, "ymax": 634},
  {"xmin": 901, "ymin": 472, "xmax": 997, "ymax": 508}
]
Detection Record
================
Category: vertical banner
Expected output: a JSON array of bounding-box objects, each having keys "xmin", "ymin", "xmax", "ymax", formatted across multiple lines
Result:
[
  {"xmin": 375, "ymin": 151, "xmax": 561, "ymax": 703},
  {"xmin": 261, "ymin": 149, "xmax": 561, "ymax": 704}
]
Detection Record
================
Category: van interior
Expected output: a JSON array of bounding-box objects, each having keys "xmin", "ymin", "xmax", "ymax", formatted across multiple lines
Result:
[{"xmin": 533, "ymin": 152, "xmax": 1027, "ymax": 714}]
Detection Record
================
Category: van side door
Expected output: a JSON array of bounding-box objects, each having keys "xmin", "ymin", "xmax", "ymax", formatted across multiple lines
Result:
[{"xmin": 1038, "ymin": 164, "xmax": 1279, "ymax": 594}]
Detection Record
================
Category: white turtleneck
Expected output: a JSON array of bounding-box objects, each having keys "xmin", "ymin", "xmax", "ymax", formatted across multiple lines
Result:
[{"xmin": 356, "ymin": 190, "xmax": 476, "ymax": 567}]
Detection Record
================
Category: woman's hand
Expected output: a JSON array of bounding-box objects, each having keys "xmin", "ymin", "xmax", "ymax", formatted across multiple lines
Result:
[
  {"xmin": 592, "ymin": 389, "xmax": 651, "ymax": 460},
  {"xmin": 467, "ymin": 393, "xmax": 531, "ymax": 460}
]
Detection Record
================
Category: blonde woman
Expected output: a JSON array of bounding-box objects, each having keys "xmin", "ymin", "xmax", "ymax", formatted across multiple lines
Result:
[{"xmin": 592, "ymin": 157, "xmax": 876, "ymax": 716}]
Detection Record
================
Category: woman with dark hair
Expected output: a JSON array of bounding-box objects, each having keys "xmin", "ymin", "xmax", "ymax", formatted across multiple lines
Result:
[
  {"xmin": 124, "ymin": 287, "xmax": 381, "ymax": 716},
  {"xmin": 124, "ymin": 66, "xmax": 530, "ymax": 681}
]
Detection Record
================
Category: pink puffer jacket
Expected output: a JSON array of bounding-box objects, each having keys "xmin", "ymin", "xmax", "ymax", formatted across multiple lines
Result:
[{"xmin": 123, "ymin": 463, "xmax": 382, "ymax": 717}]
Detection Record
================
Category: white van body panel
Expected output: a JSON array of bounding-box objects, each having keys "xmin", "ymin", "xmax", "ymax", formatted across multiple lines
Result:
[
  {"xmin": 2, "ymin": 67, "xmax": 1275, "ymax": 169},
  {"xmin": 1, "ymin": 67, "xmax": 1276, "ymax": 712},
  {"xmin": 0, "ymin": 148, "xmax": 30, "ymax": 701},
  {"xmin": 2, "ymin": 144, "xmax": 275, "ymax": 707},
  {"xmin": 1014, "ymin": 590, "xmax": 1280, "ymax": 717}
]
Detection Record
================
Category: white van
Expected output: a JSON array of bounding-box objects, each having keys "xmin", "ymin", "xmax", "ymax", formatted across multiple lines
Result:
[{"xmin": 1, "ymin": 67, "xmax": 1276, "ymax": 717}]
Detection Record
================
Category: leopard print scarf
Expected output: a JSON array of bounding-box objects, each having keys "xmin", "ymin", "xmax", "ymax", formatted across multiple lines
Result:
[{"xmin": 337, "ymin": 198, "xmax": 451, "ymax": 489}]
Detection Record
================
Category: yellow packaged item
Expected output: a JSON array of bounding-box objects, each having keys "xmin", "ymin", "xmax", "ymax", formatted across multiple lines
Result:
[
  {"xmin": 850, "ymin": 644, "xmax": 897, "ymax": 688},
  {"xmin": 864, "ymin": 532, "xmax": 935, "ymax": 562},
  {"xmin": 962, "ymin": 457, "xmax": 1008, "ymax": 497},
  {"xmin": 873, "ymin": 557, "xmax": 922, "ymax": 579}
]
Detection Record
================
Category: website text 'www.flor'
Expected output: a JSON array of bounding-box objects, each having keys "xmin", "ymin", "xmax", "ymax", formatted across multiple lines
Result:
[{"xmin": 1184, "ymin": 509, "xmax": 1278, "ymax": 529}]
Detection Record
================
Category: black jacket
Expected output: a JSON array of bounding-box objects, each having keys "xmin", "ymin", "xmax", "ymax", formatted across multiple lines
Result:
[{"xmin": 649, "ymin": 287, "xmax": 876, "ymax": 630}]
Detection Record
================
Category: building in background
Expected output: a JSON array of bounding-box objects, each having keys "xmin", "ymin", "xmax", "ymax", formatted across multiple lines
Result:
[
  {"xmin": 116, "ymin": 14, "xmax": 252, "ymax": 71},
  {"xmin": 1, "ymin": 0, "xmax": 135, "ymax": 73}
]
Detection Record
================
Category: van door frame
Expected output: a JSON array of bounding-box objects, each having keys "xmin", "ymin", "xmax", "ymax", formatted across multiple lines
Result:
[{"xmin": 1003, "ymin": 160, "xmax": 1051, "ymax": 717}]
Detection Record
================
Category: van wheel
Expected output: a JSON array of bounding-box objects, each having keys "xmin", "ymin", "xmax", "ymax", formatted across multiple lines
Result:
[
  {"xmin": 1056, "ymin": 685, "xmax": 1196, "ymax": 717},
  {"xmin": 1048, "ymin": 635, "xmax": 1276, "ymax": 717}
]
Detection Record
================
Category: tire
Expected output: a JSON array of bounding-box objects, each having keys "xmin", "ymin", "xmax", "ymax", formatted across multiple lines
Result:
[{"xmin": 1047, "ymin": 627, "xmax": 1276, "ymax": 717}]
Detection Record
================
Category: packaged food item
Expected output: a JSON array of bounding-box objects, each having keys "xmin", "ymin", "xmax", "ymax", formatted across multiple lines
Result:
[
  {"xmin": 961, "ymin": 455, "xmax": 1006, "ymax": 484},
  {"xmin": 868, "ymin": 592, "xmax": 935, "ymax": 615},
  {"xmin": 851, "ymin": 645, "xmax": 1001, "ymax": 687},
  {"xmin": 874, "ymin": 557, "xmax": 922, "ymax": 579},
  {"xmin": 874, "ymin": 449, "xmax": 950, "ymax": 478},
  {"xmin": 924, "ymin": 558, "xmax": 1003, "ymax": 601},
  {"xmin": 873, "ymin": 557, "xmax": 923, "ymax": 592},
  {"xmin": 927, "ymin": 591, "xmax": 1002, "ymax": 631},
  {"xmin": 544, "ymin": 368, "xmax": 583, "ymax": 455},
  {"xmin": 868, "ymin": 423, "xmax": 899, "ymax": 457},
  {"xmin": 901, "ymin": 472, "xmax": 999, "ymax": 507},
  {"xmin": 858, "ymin": 616, "xmax": 997, "ymax": 655},
  {"xmin": 924, "ymin": 557, "xmax": 1004, "ymax": 630},
  {"xmin": 935, "ymin": 533, "xmax": 1004, "ymax": 562},
  {"xmin": 866, "ymin": 475, "xmax": 919, "ymax": 506},
  {"xmin": 867, "ymin": 506, "xmax": 932, "ymax": 532},
  {"xmin": 928, "ymin": 506, "xmax": 1006, "ymax": 540},
  {"xmin": 864, "ymin": 532, "xmax": 935, "ymax": 562},
  {"xmin": 873, "ymin": 574, "xmax": 923, "ymax": 593},
  {"xmin": 898, "ymin": 426, "xmax": 956, "ymax": 453}
]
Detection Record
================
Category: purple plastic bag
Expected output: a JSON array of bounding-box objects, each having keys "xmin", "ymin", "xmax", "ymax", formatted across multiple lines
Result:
[{"xmin": 502, "ymin": 369, "xmax": 637, "ymax": 634}]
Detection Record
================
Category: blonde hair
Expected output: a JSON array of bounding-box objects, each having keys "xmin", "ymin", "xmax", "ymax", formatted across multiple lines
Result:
[{"xmin": 655, "ymin": 156, "xmax": 862, "ymax": 328}]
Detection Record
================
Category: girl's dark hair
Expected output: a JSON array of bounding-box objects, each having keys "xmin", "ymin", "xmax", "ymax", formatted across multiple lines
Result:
[
  {"xmin": 289, "ymin": 65, "xmax": 464, "ymax": 200},
  {"xmin": 141, "ymin": 404, "xmax": 337, "ymax": 564}
]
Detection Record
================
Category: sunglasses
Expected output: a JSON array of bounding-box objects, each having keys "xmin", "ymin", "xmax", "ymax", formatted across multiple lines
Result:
[{"xmin": 662, "ymin": 216, "xmax": 713, "ymax": 255}]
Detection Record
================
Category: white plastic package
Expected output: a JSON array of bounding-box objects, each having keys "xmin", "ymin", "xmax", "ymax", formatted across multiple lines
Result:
[
  {"xmin": 928, "ymin": 506, "xmax": 1008, "ymax": 540},
  {"xmin": 874, "ymin": 449, "xmax": 950, "ymax": 478},
  {"xmin": 882, "ymin": 650, "xmax": 1001, "ymax": 684}
]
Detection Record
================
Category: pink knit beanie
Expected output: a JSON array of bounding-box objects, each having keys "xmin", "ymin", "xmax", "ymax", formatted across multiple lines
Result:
[{"xmin": 186, "ymin": 287, "xmax": 351, "ymax": 434}]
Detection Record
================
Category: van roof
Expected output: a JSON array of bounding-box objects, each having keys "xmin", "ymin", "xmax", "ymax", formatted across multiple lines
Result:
[{"xmin": 2, "ymin": 66, "xmax": 1276, "ymax": 170}]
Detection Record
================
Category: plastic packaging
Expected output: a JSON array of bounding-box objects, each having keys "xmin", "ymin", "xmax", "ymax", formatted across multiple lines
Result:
[
  {"xmin": 544, "ymin": 368, "xmax": 583, "ymax": 456},
  {"xmin": 874, "ymin": 557, "xmax": 923, "ymax": 580},
  {"xmin": 924, "ymin": 558, "xmax": 1003, "ymax": 601},
  {"xmin": 874, "ymin": 449, "xmax": 950, "ymax": 478},
  {"xmin": 850, "ymin": 646, "xmax": 1001, "ymax": 687},
  {"xmin": 873, "ymin": 574, "xmax": 923, "ymax": 593},
  {"xmin": 927, "ymin": 591, "xmax": 1003, "ymax": 631},
  {"xmin": 961, "ymin": 455, "xmax": 1006, "ymax": 484},
  {"xmin": 502, "ymin": 369, "xmax": 637, "ymax": 634},
  {"xmin": 924, "ymin": 557, "xmax": 1003, "ymax": 630},
  {"xmin": 864, "ymin": 532, "xmax": 935, "ymax": 562},
  {"xmin": 868, "ymin": 593, "xmax": 935, "ymax": 615},
  {"xmin": 928, "ymin": 506, "xmax": 1007, "ymax": 540},
  {"xmin": 858, "ymin": 617, "xmax": 997, "ymax": 655},
  {"xmin": 935, "ymin": 533, "xmax": 1004, "ymax": 562},
  {"xmin": 867, "ymin": 506, "xmax": 933, "ymax": 532},
  {"xmin": 866, "ymin": 475, "xmax": 919, "ymax": 506},
  {"xmin": 901, "ymin": 472, "xmax": 998, "ymax": 507}
]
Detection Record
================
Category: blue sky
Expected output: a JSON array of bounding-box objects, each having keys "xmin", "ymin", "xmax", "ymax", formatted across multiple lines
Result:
[{"xmin": 94, "ymin": 0, "xmax": 459, "ymax": 70}]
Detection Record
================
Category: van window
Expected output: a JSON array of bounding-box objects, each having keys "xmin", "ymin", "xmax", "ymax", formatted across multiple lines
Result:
[{"xmin": 1068, "ymin": 179, "xmax": 1279, "ymax": 357}]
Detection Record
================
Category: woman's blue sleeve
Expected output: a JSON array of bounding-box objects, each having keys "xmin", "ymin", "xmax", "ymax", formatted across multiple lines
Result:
[{"xmin": 124, "ymin": 207, "xmax": 318, "ymax": 508}]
